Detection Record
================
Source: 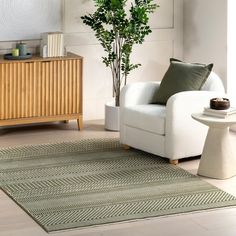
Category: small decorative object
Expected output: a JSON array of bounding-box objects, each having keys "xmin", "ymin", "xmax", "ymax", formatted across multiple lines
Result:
[
  {"xmin": 12, "ymin": 48, "xmax": 19, "ymax": 57},
  {"xmin": 40, "ymin": 32, "xmax": 64, "ymax": 58},
  {"xmin": 16, "ymin": 42, "xmax": 27, "ymax": 56},
  {"xmin": 41, "ymin": 45, "xmax": 48, "ymax": 58},
  {"xmin": 4, "ymin": 53, "xmax": 32, "ymax": 60},
  {"xmin": 210, "ymin": 98, "xmax": 230, "ymax": 110},
  {"xmin": 4, "ymin": 42, "xmax": 31, "ymax": 60}
]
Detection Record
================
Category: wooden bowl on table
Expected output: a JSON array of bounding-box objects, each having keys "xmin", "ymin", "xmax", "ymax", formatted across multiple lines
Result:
[{"xmin": 210, "ymin": 98, "xmax": 230, "ymax": 110}]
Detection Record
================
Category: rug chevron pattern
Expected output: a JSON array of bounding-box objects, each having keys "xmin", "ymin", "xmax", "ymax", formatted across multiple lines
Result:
[{"xmin": 0, "ymin": 138, "xmax": 236, "ymax": 232}]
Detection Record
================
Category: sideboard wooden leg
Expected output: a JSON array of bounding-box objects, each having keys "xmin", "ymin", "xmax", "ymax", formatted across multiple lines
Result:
[{"xmin": 77, "ymin": 116, "xmax": 83, "ymax": 130}]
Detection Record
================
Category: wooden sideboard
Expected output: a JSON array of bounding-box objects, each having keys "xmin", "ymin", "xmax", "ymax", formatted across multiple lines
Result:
[{"xmin": 0, "ymin": 52, "xmax": 83, "ymax": 129}]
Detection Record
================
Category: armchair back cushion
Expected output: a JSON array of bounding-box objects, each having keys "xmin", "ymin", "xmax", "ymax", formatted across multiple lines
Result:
[{"xmin": 153, "ymin": 58, "xmax": 213, "ymax": 105}]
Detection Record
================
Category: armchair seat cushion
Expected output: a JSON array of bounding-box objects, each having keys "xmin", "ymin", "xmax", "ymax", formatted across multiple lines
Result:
[{"xmin": 124, "ymin": 104, "xmax": 166, "ymax": 135}]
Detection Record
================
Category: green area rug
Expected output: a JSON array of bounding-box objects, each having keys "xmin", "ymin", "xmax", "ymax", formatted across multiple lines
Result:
[{"xmin": 0, "ymin": 138, "xmax": 236, "ymax": 232}]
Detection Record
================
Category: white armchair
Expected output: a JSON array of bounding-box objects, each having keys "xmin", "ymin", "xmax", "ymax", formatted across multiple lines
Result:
[{"xmin": 120, "ymin": 72, "xmax": 225, "ymax": 163}]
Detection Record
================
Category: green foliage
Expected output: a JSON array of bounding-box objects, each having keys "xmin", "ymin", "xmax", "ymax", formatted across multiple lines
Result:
[{"xmin": 81, "ymin": 0, "xmax": 159, "ymax": 106}]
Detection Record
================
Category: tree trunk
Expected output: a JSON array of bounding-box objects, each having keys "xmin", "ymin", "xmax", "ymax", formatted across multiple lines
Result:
[{"xmin": 115, "ymin": 94, "xmax": 120, "ymax": 107}]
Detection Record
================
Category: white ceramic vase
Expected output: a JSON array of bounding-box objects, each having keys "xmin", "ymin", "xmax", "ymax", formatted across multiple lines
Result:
[{"xmin": 104, "ymin": 101, "xmax": 120, "ymax": 131}]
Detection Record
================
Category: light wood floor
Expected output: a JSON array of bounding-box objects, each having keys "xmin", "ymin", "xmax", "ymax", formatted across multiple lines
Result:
[{"xmin": 1, "ymin": 120, "xmax": 236, "ymax": 236}]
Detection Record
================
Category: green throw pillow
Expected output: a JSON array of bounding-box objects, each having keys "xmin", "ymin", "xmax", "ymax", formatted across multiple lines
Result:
[{"xmin": 153, "ymin": 58, "xmax": 213, "ymax": 105}]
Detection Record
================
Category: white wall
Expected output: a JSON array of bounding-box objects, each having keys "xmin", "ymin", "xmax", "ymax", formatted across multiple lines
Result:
[
  {"xmin": 183, "ymin": 1, "xmax": 236, "ymax": 132},
  {"xmin": 227, "ymin": 0, "xmax": 236, "ymax": 105},
  {"xmin": 0, "ymin": 0, "xmax": 62, "ymax": 41},
  {"xmin": 183, "ymin": 0, "xmax": 227, "ymax": 90},
  {"xmin": 227, "ymin": 0, "xmax": 236, "ymax": 131},
  {"xmin": 0, "ymin": 0, "xmax": 183, "ymax": 121}
]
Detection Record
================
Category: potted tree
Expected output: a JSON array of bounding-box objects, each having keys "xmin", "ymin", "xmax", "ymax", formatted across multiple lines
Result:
[{"xmin": 81, "ymin": 0, "xmax": 158, "ymax": 130}]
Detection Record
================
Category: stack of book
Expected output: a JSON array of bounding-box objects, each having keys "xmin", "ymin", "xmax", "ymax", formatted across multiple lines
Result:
[
  {"xmin": 203, "ymin": 107, "xmax": 236, "ymax": 118},
  {"xmin": 40, "ymin": 32, "xmax": 64, "ymax": 58}
]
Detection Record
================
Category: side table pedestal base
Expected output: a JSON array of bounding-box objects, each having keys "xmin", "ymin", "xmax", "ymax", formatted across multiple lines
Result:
[{"xmin": 198, "ymin": 127, "xmax": 236, "ymax": 179}]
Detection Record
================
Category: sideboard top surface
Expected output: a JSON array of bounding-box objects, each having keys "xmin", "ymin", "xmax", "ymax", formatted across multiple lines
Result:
[{"xmin": 0, "ymin": 52, "xmax": 82, "ymax": 64}]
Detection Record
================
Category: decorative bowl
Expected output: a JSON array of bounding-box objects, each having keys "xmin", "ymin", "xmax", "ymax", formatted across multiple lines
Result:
[
  {"xmin": 210, "ymin": 98, "xmax": 230, "ymax": 110},
  {"xmin": 4, "ymin": 53, "xmax": 32, "ymax": 60}
]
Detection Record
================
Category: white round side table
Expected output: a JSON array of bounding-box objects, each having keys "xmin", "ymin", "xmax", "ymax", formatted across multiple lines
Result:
[{"xmin": 192, "ymin": 113, "xmax": 236, "ymax": 179}]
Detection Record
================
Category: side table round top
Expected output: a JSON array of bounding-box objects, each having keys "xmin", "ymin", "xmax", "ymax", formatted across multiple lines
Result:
[{"xmin": 192, "ymin": 113, "xmax": 236, "ymax": 127}]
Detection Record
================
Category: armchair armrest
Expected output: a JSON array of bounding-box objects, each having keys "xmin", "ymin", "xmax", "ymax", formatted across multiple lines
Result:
[
  {"xmin": 165, "ymin": 90, "xmax": 226, "ymax": 159},
  {"xmin": 166, "ymin": 90, "xmax": 226, "ymax": 117},
  {"xmin": 120, "ymin": 82, "xmax": 160, "ymax": 107}
]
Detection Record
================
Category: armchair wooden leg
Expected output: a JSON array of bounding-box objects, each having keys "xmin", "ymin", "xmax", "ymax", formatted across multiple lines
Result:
[
  {"xmin": 169, "ymin": 159, "xmax": 178, "ymax": 165},
  {"xmin": 124, "ymin": 144, "xmax": 130, "ymax": 150}
]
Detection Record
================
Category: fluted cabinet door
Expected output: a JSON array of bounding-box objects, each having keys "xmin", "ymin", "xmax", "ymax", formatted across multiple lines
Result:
[
  {"xmin": 0, "ymin": 53, "xmax": 83, "ymax": 129},
  {"xmin": 38, "ymin": 59, "xmax": 81, "ymax": 117},
  {"xmin": 0, "ymin": 61, "xmax": 38, "ymax": 119}
]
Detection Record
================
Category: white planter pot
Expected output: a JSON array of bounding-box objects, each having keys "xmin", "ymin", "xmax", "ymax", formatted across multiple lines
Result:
[{"xmin": 105, "ymin": 102, "xmax": 120, "ymax": 131}]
